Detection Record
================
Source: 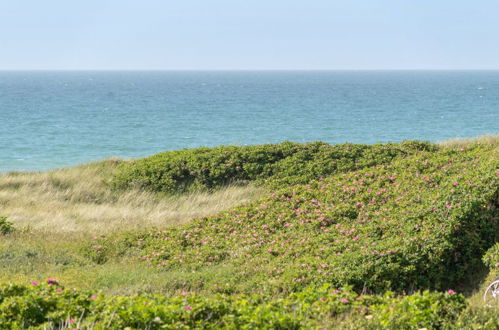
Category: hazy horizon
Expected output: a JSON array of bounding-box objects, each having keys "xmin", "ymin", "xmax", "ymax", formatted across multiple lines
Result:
[{"xmin": 2, "ymin": 69, "xmax": 499, "ymax": 72}]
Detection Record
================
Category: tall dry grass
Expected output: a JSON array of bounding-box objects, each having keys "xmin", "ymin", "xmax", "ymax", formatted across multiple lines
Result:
[
  {"xmin": 0, "ymin": 159, "xmax": 266, "ymax": 293},
  {"xmin": 437, "ymin": 134, "xmax": 499, "ymax": 148},
  {"xmin": 0, "ymin": 159, "xmax": 266, "ymax": 235}
]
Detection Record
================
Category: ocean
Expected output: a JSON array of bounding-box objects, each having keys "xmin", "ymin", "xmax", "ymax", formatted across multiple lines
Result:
[{"xmin": 1, "ymin": 71, "xmax": 498, "ymax": 172}]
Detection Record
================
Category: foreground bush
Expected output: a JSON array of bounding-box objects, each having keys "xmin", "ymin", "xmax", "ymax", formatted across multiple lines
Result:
[
  {"xmin": 450, "ymin": 307, "xmax": 499, "ymax": 330},
  {"xmin": 0, "ymin": 216, "xmax": 14, "ymax": 235},
  {"xmin": 111, "ymin": 143, "xmax": 497, "ymax": 294},
  {"xmin": 0, "ymin": 281, "xmax": 467, "ymax": 329},
  {"xmin": 111, "ymin": 141, "xmax": 435, "ymax": 193},
  {"xmin": 338, "ymin": 290, "xmax": 467, "ymax": 329},
  {"xmin": 483, "ymin": 243, "xmax": 499, "ymax": 275}
]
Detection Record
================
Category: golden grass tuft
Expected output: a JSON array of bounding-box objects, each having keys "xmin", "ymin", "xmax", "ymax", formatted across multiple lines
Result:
[
  {"xmin": 437, "ymin": 134, "xmax": 499, "ymax": 148},
  {"xmin": 0, "ymin": 159, "xmax": 266, "ymax": 235}
]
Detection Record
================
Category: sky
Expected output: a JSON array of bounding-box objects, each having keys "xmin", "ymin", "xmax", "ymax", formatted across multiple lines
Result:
[{"xmin": 1, "ymin": 0, "xmax": 498, "ymax": 70}]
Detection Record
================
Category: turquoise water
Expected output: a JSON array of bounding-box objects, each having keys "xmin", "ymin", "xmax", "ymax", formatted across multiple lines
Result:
[{"xmin": 1, "ymin": 71, "xmax": 498, "ymax": 172}]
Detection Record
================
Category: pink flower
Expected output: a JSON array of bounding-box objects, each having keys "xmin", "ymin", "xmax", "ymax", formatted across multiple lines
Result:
[
  {"xmin": 333, "ymin": 289, "xmax": 340, "ymax": 294},
  {"xmin": 184, "ymin": 306, "xmax": 192, "ymax": 310},
  {"xmin": 56, "ymin": 289, "xmax": 63, "ymax": 293},
  {"xmin": 321, "ymin": 263, "xmax": 328, "ymax": 268},
  {"xmin": 30, "ymin": 281, "xmax": 39, "ymax": 286},
  {"xmin": 452, "ymin": 182, "xmax": 458, "ymax": 186},
  {"xmin": 320, "ymin": 297, "xmax": 327, "ymax": 302},
  {"xmin": 90, "ymin": 295, "xmax": 97, "ymax": 299},
  {"xmin": 69, "ymin": 319, "xmax": 75, "ymax": 324},
  {"xmin": 340, "ymin": 298, "xmax": 349, "ymax": 303},
  {"xmin": 181, "ymin": 291, "xmax": 189, "ymax": 296},
  {"xmin": 447, "ymin": 289, "xmax": 455, "ymax": 295},
  {"xmin": 46, "ymin": 278, "xmax": 59, "ymax": 286}
]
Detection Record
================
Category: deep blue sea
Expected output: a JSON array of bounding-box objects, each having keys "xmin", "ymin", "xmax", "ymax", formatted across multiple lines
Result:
[{"xmin": 1, "ymin": 71, "xmax": 498, "ymax": 172}]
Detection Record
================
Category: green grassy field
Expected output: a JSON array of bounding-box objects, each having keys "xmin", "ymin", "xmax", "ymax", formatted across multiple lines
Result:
[{"xmin": 0, "ymin": 136, "xmax": 497, "ymax": 329}]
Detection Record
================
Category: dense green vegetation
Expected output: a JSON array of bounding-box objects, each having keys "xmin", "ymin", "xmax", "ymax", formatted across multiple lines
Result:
[
  {"xmin": 1, "ymin": 138, "xmax": 498, "ymax": 328},
  {"xmin": 0, "ymin": 216, "xmax": 14, "ymax": 236},
  {"xmin": 111, "ymin": 141, "xmax": 436, "ymax": 193},
  {"xmin": 106, "ymin": 142, "xmax": 498, "ymax": 294},
  {"xmin": 0, "ymin": 281, "xmax": 469, "ymax": 329},
  {"xmin": 483, "ymin": 243, "xmax": 499, "ymax": 275}
]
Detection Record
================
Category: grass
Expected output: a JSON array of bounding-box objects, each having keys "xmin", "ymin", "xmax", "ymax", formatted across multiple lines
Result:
[
  {"xmin": 0, "ymin": 136, "xmax": 497, "ymax": 328},
  {"xmin": 0, "ymin": 160, "xmax": 266, "ymax": 295},
  {"xmin": 0, "ymin": 159, "xmax": 265, "ymax": 234},
  {"xmin": 437, "ymin": 134, "xmax": 499, "ymax": 148}
]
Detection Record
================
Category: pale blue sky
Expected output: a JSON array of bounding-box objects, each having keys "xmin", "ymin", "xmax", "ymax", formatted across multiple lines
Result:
[{"xmin": 1, "ymin": 0, "xmax": 498, "ymax": 70}]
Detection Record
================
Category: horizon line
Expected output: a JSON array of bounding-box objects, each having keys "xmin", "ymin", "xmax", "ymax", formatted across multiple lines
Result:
[{"xmin": 1, "ymin": 68, "xmax": 499, "ymax": 72}]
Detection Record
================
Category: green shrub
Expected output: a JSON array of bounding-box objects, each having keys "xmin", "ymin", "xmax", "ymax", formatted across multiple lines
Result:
[
  {"xmin": 0, "ymin": 280, "xmax": 94, "ymax": 329},
  {"xmin": 340, "ymin": 290, "xmax": 466, "ymax": 329},
  {"xmin": 263, "ymin": 140, "xmax": 436, "ymax": 189},
  {"xmin": 0, "ymin": 216, "xmax": 14, "ymax": 235},
  {"xmin": 80, "ymin": 233, "xmax": 140, "ymax": 265},
  {"xmin": 0, "ymin": 281, "xmax": 470, "ymax": 329},
  {"xmin": 112, "ymin": 144, "xmax": 497, "ymax": 294},
  {"xmin": 482, "ymin": 243, "xmax": 499, "ymax": 274},
  {"xmin": 80, "ymin": 234, "xmax": 114, "ymax": 264},
  {"xmin": 111, "ymin": 141, "xmax": 436, "ymax": 194},
  {"xmin": 450, "ymin": 307, "xmax": 499, "ymax": 330}
]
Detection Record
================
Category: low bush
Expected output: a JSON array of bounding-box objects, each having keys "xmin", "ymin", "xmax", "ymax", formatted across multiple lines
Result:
[
  {"xmin": 111, "ymin": 141, "xmax": 436, "ymax": 194},
  {"xmin": 451, "ymin": 307, "xmax": 499, "ymax": 330},
  {"xmin": 0, "ymin": 281, "xmax": 467, "ymax": 329},
  {"xmin": 0, "ymin": 216, "xmax": 14, "ymax": 235},
  {"xmin": 114, "ymin": 144, "xmax": 497, "ymax": 294},
  {"xmin": 483, "ymin": 243, "xmax": 499, "ymax": 275},
  {"xmin": 339, "ymin": 290, "xmax": 466, "ymax": 329}
]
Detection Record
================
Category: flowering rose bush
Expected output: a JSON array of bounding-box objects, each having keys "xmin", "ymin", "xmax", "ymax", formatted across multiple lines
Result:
[
  {"xmin": 110, "ymin": 141, "xmax": 435, "ymax": 194},
  {"xmin": 114, "ymin": 143, "xmax": 497, "ymax": 294},
  {"xmin": 339, "ymin": 290, "xmax": 466, "ymax": 329},
  {"xmin": 0, "ymin": 281, "xmax": 95, "ymax": 328},
  {"xmin": 0, "ymin": 281, "xmax": 467, "ymax": 329}
]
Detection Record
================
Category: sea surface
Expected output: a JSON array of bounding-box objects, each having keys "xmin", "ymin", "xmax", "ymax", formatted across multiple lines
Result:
[{"xmin": 1, "ymin": 71, "xmax": 498, "ymax": 172}]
